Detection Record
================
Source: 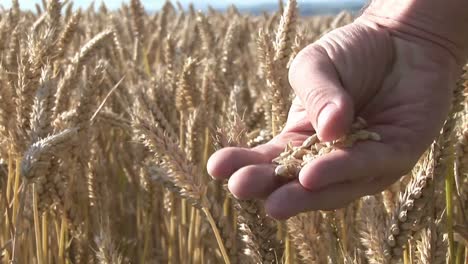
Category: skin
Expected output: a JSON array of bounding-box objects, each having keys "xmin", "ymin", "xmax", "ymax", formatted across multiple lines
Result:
[{"xmin": 207, "ymin": 1, "xmax": 465, "ymax": 220}]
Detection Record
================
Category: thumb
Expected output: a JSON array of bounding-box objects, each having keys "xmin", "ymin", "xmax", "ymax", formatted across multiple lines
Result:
[{"xmin": 289, "ymin": 44, "xmax": 354, "ymax": 142}]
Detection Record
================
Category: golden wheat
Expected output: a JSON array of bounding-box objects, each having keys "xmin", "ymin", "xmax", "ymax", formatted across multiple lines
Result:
[{"xmin": 0, "ymin": 0, "xmax": 466, "ymax": 263}]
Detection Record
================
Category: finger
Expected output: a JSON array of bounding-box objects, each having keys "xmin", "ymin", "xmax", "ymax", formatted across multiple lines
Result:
[
  {"xmin": 298, "ymin": 133, "xmax": 413, "ymax": 191},
  {"xmin": 265, "ymin": 177, "xmax": 395, "ymax": 220},
  {"xmin": 221, "ymin": 132, "xmax": 314, "ymax": 198},
  {"xmin": 289, "ymin": 44, "xmax": 354, "ymax": 142},
  {"xmin": 207, "ymin": 143, "xmax": 284, "ymax": 180},
  {"xmin": 207, "ymin": 131, "xmax": 311, "ymax": 180},
  {"xmin": 228, "ymin": 164, "xmax": 284, "ymax": 200}
]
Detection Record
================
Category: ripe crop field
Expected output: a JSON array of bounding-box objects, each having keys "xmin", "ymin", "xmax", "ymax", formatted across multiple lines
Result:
[{"xmin": 0, "ymin": 0, "xmax": 467, "ymax": 263}]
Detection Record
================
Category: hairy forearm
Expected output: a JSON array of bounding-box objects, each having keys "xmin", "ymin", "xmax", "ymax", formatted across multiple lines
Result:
[{"xmin": 360, "ymin": 0, "xmax": 468, "ymax": 64}]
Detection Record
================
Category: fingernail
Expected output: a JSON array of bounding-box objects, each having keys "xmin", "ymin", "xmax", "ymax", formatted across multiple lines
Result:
[
  {"xmin": 317, "ymin": 103, "xmax": 338, "ymax": 138},
  {"xmin": 207, "ymin": 171, "xmax": 216, "ymax": 180}
]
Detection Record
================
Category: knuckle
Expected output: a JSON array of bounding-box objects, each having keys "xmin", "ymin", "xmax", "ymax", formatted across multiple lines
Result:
[
  {"xmin": 304, "ymin": 88, "xmax": 332, "ymax": 115},
  {"xmin": 288, "ymin": 44, "xmax": 320, "ymax": 83}
]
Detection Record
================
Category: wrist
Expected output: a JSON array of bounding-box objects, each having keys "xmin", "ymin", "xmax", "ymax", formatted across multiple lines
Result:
[{"xmin": 359, "ymin": 0, "xmax": 468, "ymax": 65}]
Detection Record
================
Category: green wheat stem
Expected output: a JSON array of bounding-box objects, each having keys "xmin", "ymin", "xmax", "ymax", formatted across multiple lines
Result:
[
  {"xmin": 455, "ymin": 243, "xmax": 464, "ymax": 264},
  {"xmin": 446, "ymin": 146, "xmax": 456, "ymax": 264},
  {"xmin": 403, "ymin": 246, "xmax": 410, "ymax": 264}
]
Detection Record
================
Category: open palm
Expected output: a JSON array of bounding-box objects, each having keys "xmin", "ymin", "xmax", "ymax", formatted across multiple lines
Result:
[{"xmin": 208, "ymin": 19, "xmax": 459, "ymax": 219}]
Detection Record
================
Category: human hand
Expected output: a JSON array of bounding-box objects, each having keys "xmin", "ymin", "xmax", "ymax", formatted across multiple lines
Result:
[{"xmin": 207, "ymin": 11, "xmax": 462, "ymax": 219}]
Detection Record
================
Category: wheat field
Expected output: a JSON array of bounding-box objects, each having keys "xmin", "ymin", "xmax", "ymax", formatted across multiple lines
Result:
[{"xmin": 0, "ymin": 0, "xmax": 467, "ymax": 263}]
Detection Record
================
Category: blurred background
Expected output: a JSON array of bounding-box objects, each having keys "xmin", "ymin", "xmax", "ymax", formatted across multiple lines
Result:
[{"xmin": 0, "ymin": 0, "xmax": 366, "ymax": 15}]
